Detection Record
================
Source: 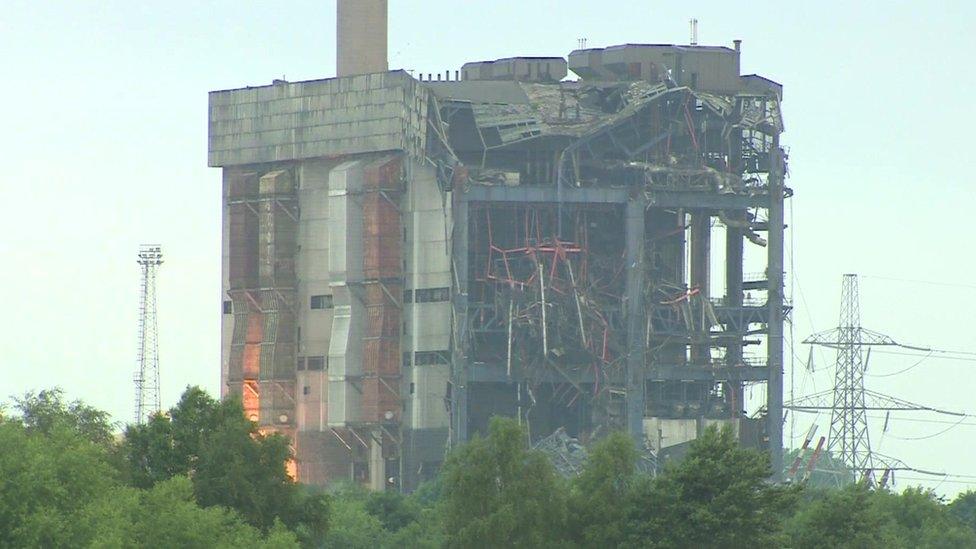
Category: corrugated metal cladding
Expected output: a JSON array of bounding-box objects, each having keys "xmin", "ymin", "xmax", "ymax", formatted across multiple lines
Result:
[
  {"xmin": 208, "ymin": 70, "xmax": 429, "ymax": 167},
  {"xmin": 222, "ymin": 167, "xmax": 299, "ymax": 433}
]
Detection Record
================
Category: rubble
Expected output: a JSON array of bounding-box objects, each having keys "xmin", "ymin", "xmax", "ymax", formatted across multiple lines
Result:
[
  {"xmin": 533, "ymin": 427, "xmax": 588, "ymax": 477},
  {"xmin": 534, "ymin": 427, "xmax": 659, "ymax": 478}
]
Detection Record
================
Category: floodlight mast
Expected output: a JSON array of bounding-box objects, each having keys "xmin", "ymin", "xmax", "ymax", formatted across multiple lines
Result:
[{"xmin": 134, "ymin": 244, "xmax": 163, "ymax": 424}]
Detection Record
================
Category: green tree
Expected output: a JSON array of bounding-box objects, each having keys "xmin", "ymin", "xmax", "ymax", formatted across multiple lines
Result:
[
  {"xmin": 80, "ymin": 477, "xmax": 300, "ymax": 548},
  {"xmin": 440, "ymin": 417, "xmax": 570, "ymax": 548},
  {"xmin": 786, "ymin": 485, "xmax": 886, "ymax": 548},
  {"xmin": 626, "ymin": 425, "xmax": 798, "ymax": 548},
  {"xmin": 321, "ymin": 489, "xmax": 389, "ymax": 549},
  {"xmin": 14, "ymin": 388, "xmax": 115, "ymax": 446},
  {"xmin": 871, "ymin": 487, "xmax": 976, "ymax": 548},
  {"xmin": 364, "ymin": 489, "xmax": 421, "ymax": 531},
  {"xmin": 383, "ymin": 506, "xmax": 445, "ymax": 549},
  {"xmin": 570, "ymin": 431, "xmax": 639, "ymax": 547},
  {"xmin": 0, "ymin": 417, "xmax": 119, "ymax": 546},
  {"xmin": 0, "ymin": 394, "xmax": 298, "ymax": 548},
  {"xmin": 948, "ymin": 490, "xmax": 976, "ymax": 532},
  {"xmin": 319, "ymin": 481, "xmax": 443, "ymax": 548},
  {"xmin": 787, "ymin": 485, "xmax": 976, "ymax": 549},
  {"xmin": 122, "ymin": 386, "xmax": 330, "ymax": 545}
]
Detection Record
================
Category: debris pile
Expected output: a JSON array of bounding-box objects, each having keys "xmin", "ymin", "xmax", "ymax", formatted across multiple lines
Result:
[
  {"xmin": 535, "ymin": 427, "xmax": 660, "ymax": 478},
  {"xmin": 534, "ymin": 427, "xmax": 588, "ymax": 477}
]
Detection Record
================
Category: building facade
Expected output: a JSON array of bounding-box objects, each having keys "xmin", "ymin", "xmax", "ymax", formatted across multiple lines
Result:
[{"xmin": 209, "ymin": 20, "xmax": 788, "ymax": 490}]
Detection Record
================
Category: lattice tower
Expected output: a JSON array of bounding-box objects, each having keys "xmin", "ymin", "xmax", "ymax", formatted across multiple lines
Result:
[
  {"xmin": 134, "ymin": 244, "xmax": 163, "ymax": 424},
  {"xmin": 826, "ymin": 274, "xmax": 874, "ymax": 475}
]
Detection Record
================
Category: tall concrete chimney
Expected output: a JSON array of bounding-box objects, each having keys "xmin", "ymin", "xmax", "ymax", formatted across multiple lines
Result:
[{"xmin": 337, "ymin": 0, "xmax": 389, "ymax": 77}]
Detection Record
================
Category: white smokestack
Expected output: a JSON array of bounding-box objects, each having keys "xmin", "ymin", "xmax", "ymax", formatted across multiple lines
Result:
[{"xmin": 337, "ymin": 0, "xmax": 389, "ymax": 77}]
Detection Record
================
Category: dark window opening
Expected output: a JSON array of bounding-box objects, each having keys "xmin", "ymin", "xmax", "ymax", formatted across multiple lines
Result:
[
  {"xmin": 303, "ymin": 386, "xmax": 310, "ymax": 395},
  {"xmin": 410, "ymin": 382, "xmax": 416, "ymax": 395},
  {"xmin": 414, "ymin": 287, "xmax": 450, "ymax": 303},
  {"xmin": 297, "ymin": 357, "xmax": 306, "ymax": 371},
  {"xmin": 222, "ymin": 300, "xmax": 233, "ymax": 314},
  {"xmin": 403, "ymin": 289, "xmax": 414, "ymax": 304},
  {"xmin": 353, "ymin": 462, "xmax": 368, "ymax": 483},
  {"xmin": 403, "ymin": 352, "xmax": 412, "ymax": 367},
  {"xmin": 414, "ymin": 350, "xmax": 450, "ymax": 365},
  {"xmin": 307, "ymin": 356, "xmax": 326, "ymax": 371},
  {"xmin": 310, "ymin": 295, "xmax": 333, "ymax": 309}
]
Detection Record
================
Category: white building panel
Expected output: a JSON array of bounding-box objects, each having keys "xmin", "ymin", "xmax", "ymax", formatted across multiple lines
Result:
[
  {"xmin": 644, "ymin": 418, "xmax": 698, "ymax": 452},
  {"xmin": 408, "ymin": 364, "xmax": 451, "ymax": 430}
]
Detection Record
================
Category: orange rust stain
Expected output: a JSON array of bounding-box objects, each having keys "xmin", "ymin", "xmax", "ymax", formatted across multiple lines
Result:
[{"xmin": 242, "ymin": 313, "xmax": 263, "ymax": 421}]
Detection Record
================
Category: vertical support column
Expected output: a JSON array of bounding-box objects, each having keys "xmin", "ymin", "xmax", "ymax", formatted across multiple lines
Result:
[
  {"xmin": 625, "ymin": 198, "xmax": 646, "ymax": 443},
  {"xmin": 767, "ymin": 135, "xmax": 785, "ymax": 480},
  {"xmin": 451, "ymin": 196, "xmax": 469, "ymax": 445},
  {"xmin": 674, "ymin": 210, "xmax": 687, "ymax": 367},
  {"xmin": 725, "ymin": 211, "xmax": 745, "ymax": 416},
  {"xmin": 689, "ymin": 211, "xmax": 711, "ymax": 363},
  {"xmin": 369, "ymin": 430, "xmax": 385, "ymax": 491}
]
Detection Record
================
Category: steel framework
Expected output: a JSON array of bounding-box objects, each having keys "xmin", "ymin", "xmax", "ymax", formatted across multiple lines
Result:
[
  {"xmin": 786, "ymin": 274, "xmax": 966, "ymax": 485},
  {"xmin": 823, "ymin": 275, "xmax": 875, "ymax": 475},
  {"xmin": 134, "ymin": 244, "xmax": 163, "ymax": 424}
]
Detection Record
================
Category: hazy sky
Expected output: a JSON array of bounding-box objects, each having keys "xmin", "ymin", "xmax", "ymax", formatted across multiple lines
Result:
[{"xmin": 2, "ymin": 1, "xmax": 974, "ymax": 495}]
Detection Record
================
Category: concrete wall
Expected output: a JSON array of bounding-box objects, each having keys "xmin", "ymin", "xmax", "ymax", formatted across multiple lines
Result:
[
  {"xmin": 327, "ymin": 160, "xmax": 367, "ymax": 426},
  {"xmin": 461, "ymin": 57, "xmax": 567, "ymax": 83},
  {"xmin": 643, "ymin": 417, "xmax": 740, "ymax": 453},
  {"xmin": 297, "ymin": 159, "xmax": 340, "ymax": 432},
  {"xmin": 568, "ymin": 45, "xmax": 741, "ymax": 93},
  {"xmin": 208, "ymin": 71, "xmax": 428, "ymax": 167},
  {"xmin": 403, "ymin": 160, "xmax": 451, "ymax": 431},
  {"xmin": 220, "ymin": 171, "xmax": 234, "ymax": 398},
  {"xmin": 337, "ymin": 0, "xmax": 388, "ymax": 78},
  {"xmin": 644, "ymin": 417, "xmax": 698, "ymax": 452}
]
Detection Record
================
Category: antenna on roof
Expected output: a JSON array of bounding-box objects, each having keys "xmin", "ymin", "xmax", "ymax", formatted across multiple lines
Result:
[
  {"xmin": 690, "ymin": 19, "xmax": 699, "ymax": 46},
  {"xmin": 577, "ymin": 37, "xmax": 588, "ymax": 50}
]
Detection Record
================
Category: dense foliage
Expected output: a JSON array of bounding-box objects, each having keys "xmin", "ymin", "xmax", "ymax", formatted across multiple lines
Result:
[
  {"xmin": 2, "ymin": 388, "xmax": 974, "ymax": 548},
  {"xmin": 122, "ymin": 387, "xmax": 329, "ymax": 542},
  {"xmin": 0, "ymin": 389, "xmax": 300, "ymax": 547}
]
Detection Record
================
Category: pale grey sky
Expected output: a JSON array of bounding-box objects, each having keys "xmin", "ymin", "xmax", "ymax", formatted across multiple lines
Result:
[{"xmin": 2, "ymin": 1, "xmax": 974, "ymax": 495}]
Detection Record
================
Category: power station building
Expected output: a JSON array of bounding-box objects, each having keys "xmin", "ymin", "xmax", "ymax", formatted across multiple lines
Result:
[{"xmin": 209, "ymin": 0, "xmax": 789, "ymax": 490}]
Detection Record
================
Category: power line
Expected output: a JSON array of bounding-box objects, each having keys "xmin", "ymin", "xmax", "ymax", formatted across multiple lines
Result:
[
  {"xmin": 803, "ymin": 348, "xmax": 976, "ymax": 374},
  {"xmin": 895, "ymin": 476, "xmax": 976, "ymax": 486},
  {"xmin": 866, "ymin": 414, "xmax": 976, "ymax": 427},
  {"xmin": 873, "ymin": 349, "xmax": 976, "ymax": 363},
  {"xmin": 788, "ymin": 199, "xmax": 798, "ymax": 444},
  {"xmin": 861, "ymin": 274, "xmax": 976, "ymax": 292},
  {"xmin": 866, "ymin": 352, "xmax": 932, "ymax": 378},
  {"xmin": 882, "ymin": 416, "xmax": 969, "ymax": 441},
  {"xmin": 804, "ymin": 467, "xmax": 976, "ymax": 483},
  {"xmin": 786, "ymin": 275, "xmax": 976, "ymax": 485}
]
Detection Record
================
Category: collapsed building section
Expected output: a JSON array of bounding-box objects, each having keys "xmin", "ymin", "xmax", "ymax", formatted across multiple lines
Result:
[{"xmin": 211, "ymin": 27, "xmax": 789, "ymax": 490}]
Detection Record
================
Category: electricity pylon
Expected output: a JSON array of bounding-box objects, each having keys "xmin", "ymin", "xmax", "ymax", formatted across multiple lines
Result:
[
  {"xmin": 134, "ymin": 244, "xmax": 163, "ymax": 424},
  {"xmin": 785, "ymin": 274, "xmax": 961, "ymax": 485}
]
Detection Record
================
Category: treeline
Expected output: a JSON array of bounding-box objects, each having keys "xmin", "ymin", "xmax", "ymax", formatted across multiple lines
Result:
[{"xmin": 1, "ymin": 387, "xmax": 975, "ymax": 548}]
